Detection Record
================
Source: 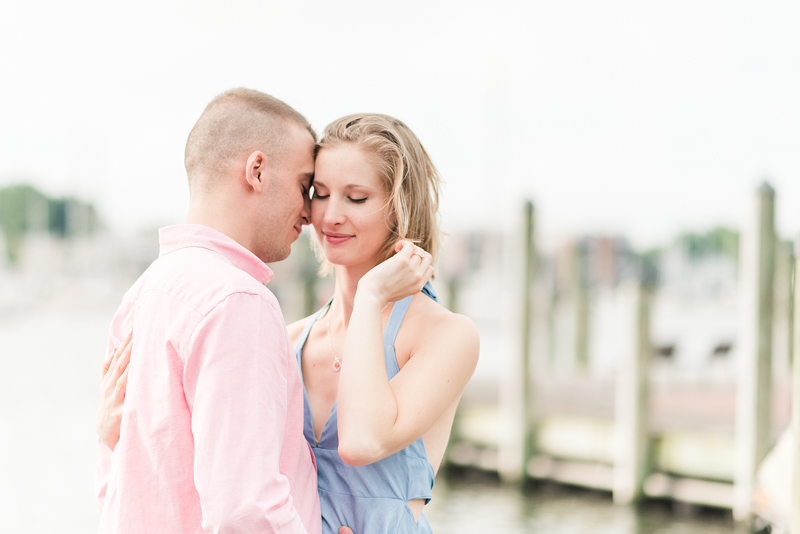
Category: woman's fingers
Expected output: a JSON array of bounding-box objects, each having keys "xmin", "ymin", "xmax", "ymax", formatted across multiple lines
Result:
[
  {"xmin": 102, "ymin": 333, "xmax": 132, "ymax": 380},
  {"xmin": 362, "ymin": 239, "xmax": 433, "ymax": 303},
  {"xmin": 100, "ymin": 349, "xmax": 122, "ymax": 393},
  {"xmin": 418, "ymin": 255, "xmax": 434, "ymax": 289},
  {"xmin": 115, "ymin": 366, "xmax": 129, "ymax": 402},
  {"xmin": 419, "ymin": 248, "xmax": 432, "ymax": 266},
  {"xmin": 97, "ymin": 334, "xmax": 132, "ymax": 451},
  {"xmin": 109, "ymin": 336, "xmax": 133, "ymax": 380},
  {"xmin": 100, "ymin": 349, "xmax": 114, "ymax": 379},
  {"xmin": 406, "ymin": 245, "xmax": 432, "ymax": 287},
  {"xmin": 116, "ymin": 339, "xmax": 133, "ymax": 374},
  {"xmin": 395, "ymin": 240, "xmax": 415, "ymax": 258}
]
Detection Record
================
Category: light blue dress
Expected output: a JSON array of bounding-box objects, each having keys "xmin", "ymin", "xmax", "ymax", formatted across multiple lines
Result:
[{"xmin": 294, "ymin": 284, "xmax": 438, "ymax": 534}]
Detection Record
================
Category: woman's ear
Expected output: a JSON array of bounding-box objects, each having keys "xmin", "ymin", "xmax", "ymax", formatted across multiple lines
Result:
[{"xmin": 244, "ymin": 151, "xmax": 266, "ymax": 192}]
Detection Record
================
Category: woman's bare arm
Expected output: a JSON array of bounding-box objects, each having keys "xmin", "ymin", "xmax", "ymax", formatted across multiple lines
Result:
[{"xmin": 336, "ymin": 250, "xmax": 478, "ymax": 466}]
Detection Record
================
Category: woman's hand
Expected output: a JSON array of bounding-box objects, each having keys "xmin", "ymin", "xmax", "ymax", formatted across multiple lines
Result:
[
  {"xmin": 357, "ymin": 240, "xmax": 434, "ymax": 306},
  {"xmin": 96, "ymin": 333, "xmax": 132, "ymax": 451}
]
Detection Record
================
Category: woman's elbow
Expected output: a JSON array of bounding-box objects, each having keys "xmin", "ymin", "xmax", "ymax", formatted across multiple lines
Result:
[{"xmin": 338, "ymin": 437, "xmax": 385, "ymax": 466}]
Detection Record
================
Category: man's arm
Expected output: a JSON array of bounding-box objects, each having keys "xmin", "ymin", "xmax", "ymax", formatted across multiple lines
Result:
[{"xmin": 183, "ymin": 291, "xmax": 311, "ymax": 534}]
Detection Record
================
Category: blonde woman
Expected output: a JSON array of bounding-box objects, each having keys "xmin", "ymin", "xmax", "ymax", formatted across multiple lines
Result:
[{"xmin": 100, "ymin": 114, "xmax": 479, "ymax": 534}]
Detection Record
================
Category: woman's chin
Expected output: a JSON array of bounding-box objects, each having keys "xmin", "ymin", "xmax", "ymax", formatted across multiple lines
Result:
[
  {"xmin": 324, "ymin": 254, "xmax": 376, "ymax": 271},
  {"xmin": 323, "ymin": 253, "xmax": 349, "ymax": 267}
]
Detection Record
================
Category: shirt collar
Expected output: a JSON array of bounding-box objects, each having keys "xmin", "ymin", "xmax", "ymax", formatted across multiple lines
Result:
[{"xmin": 158, "ymin": 224, "xmax": 274, "ymax": 285}]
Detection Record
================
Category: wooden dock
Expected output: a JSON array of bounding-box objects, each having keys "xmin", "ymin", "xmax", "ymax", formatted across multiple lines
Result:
[
  {"xmin": 449, "ymin": 376, "xmax": 792, "ymax": 509},
  {"xmin": 443, "ymin": 185, "xmax": 800, "ymax": 532}
]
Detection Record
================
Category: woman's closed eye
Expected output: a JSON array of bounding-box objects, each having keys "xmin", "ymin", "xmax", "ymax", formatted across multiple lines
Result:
[{"xmin": 310, "ymin": 192, "xmax": 366, "ymax": 203}]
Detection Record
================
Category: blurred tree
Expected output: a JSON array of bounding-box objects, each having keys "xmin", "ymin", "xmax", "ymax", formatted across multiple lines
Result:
[
  {"xmin": 676, "ymin": 227, "xmax": 739, "ymax": 261},
  {"xmin": 0, "ymin": 184, "xmax": 100, "ymax": 264},
  {"xmin": 0, "ymin": 184, "xmax": 47, "ymax": 263}
]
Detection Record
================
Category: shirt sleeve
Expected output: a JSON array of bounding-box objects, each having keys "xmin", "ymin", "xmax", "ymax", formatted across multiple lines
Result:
[
  {"xmin": 182, "ymin": 291, "xmax": 310, "ymax": 534},
  {"xmin": 95, "ymin": 439, "xmax": 112, "ymax": 511}
]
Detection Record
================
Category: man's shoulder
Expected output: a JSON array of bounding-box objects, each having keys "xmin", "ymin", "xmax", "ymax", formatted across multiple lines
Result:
[{"xmin": 131, "ymin": 246, "xmax": 279, "ymax": 315}]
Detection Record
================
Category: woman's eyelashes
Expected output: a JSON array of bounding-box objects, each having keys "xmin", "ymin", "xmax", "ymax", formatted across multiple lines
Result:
[{"xmin": 310, "ymin": 192, "xmax": 367, "ymax": 203}]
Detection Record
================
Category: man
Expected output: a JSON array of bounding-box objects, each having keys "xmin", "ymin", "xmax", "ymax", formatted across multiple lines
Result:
[{"xmin": 96, "ymin": 88, "xmax": 327, "ymax": 533}]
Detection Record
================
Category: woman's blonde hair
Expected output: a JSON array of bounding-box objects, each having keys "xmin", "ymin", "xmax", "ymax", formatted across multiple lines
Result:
[{"xmin": 314, "ymin": 113, "xmax": 442, "ymax": 274}]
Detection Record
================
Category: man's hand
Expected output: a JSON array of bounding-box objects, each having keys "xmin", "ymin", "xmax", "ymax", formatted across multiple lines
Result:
[{"xmin": 339, "ymin": 528, "xmax": 354, "ymax": 534}]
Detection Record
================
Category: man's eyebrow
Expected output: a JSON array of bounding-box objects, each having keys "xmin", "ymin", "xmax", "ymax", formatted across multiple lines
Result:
[{"xmin": 302, "ymin": 172, "xmax": 314, "ymax": 184}]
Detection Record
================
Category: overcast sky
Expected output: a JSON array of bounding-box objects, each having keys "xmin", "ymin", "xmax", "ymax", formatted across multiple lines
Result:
[{"xmin": 1, "ymin": 1, "xmax": 798, "ymax": 249}]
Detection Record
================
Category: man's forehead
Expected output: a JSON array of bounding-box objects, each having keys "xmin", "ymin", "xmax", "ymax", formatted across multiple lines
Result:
[
  {"xmin": 282, "ymin": 129, "xmax": 315, "ymax": 173},
  {"xmin": 285, "ymin": 121, "xmax": 316, "ymax": 148}
]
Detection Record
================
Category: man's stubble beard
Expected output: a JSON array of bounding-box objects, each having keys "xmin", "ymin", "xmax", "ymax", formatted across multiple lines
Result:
[{"xmin": 258, "ymin": 232, "xmax": 292, "ymax": 264}]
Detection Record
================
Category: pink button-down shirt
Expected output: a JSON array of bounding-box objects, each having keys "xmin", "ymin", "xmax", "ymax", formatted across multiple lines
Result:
[{"xmin": 97, "ymin": 224, "xmax": 321, "ymax": 534}]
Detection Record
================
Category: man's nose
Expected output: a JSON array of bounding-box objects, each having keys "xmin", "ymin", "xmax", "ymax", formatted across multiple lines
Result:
[{"xmin": 300, "ymin": 194, "xmax": 311, "ymax": 225}]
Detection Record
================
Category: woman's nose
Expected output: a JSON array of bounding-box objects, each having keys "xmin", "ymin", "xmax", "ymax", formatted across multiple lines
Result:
[{"xmin": 323, "ymin": 198, "xmax": 346, "ymax": 225}]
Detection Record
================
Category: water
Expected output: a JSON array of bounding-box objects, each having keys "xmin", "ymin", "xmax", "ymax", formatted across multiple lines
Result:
[
  {"xmin": 0, "ymin": 308, "xmax": 108, "ymax": 533},
  {"xmin": 0, "ymin": 307, "xmax": 745, "ymax": 533},
  {"xmin": 426, "ymin": 470, "xmax": 745, "ymax": 534}
]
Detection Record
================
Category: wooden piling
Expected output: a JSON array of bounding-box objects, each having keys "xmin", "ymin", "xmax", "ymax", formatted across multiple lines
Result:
[
  {"xmin": 446, "ymin": 277, "xmax": 460, "ymax": 314},
  {"xmin": 298, "ymin": 233, "xmax": 320, "ymax": 317},
  {"xmin": 521, "ymin": 201, "xmax": 536, "ymax": 481},
  {"xmin": 612, "ymin": 278, "xmax": 652, "ymax": 504},
  {"xmin": 574, "ymin": 241, "xmax": 590, "ymax": 370},
  {"xmin": 774, "ymin": 240, "xmax": 794, "ymax": 378},
  {"xmin": 498, "ymin": 200, "xmax": 536, "ymax": 483},
  {"xmin": 791, "ymin": 237, "xmax": 800, "ymax": 534},
  {"xmin": 734, "ymin": 182, "xmax": 776, "ymax": 521}
]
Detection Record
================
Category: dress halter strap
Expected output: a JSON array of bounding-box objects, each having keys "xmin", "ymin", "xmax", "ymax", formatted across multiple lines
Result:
[
  {"xmin": 297, "ymin": 283, "xmax": 439, "ymax": 372},
  {"xmin": 294, "ymin": 297, "xmax": 333, "ymax": 366},
  {"xmin": 382, "ymin": 296, "xmax": 413, "ymax": 347},
  {"xmin": 383, "ymin": 281, "xmax": 439, "ymax": 347}
]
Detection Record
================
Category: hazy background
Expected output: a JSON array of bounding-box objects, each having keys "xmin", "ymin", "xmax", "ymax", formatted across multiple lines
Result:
[
  {"xmin": 2, "ymin": 1, "xmax": 799, "ymax": 248},
  {"xmin": 2, "ymin": 2, "xmax": 798, "ymax": 533}
]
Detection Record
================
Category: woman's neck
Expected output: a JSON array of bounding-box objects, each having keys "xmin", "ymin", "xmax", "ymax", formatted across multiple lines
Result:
[{"xmin": 329, "ymin": 261, "xmax": 378, "ymax": 328}]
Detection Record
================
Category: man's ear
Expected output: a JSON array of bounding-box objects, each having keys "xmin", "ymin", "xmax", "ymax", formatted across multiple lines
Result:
[{"xmin": 244, "ymin": 151, "xmax": 266, "ymax": 193}]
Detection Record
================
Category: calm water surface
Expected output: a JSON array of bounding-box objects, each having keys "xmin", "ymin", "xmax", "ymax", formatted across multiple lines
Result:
[
  {"xmin": 0, "ymin": 309, "xmax": 747, "ymax": 533},
  {"xmin": 426, "ymin": 469, "xmax": 745, "ymax": 534}
]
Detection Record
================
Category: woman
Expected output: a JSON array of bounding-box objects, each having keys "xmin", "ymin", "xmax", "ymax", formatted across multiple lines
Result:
[{"xmin": 99, "ymin": 114, "xmax": 479, "ymax": 533}]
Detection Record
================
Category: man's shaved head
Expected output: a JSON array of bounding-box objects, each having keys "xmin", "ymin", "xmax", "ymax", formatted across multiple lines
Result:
[{"xmin": 184, "ymin": 88, "xmax": 316, "ymax": 192}]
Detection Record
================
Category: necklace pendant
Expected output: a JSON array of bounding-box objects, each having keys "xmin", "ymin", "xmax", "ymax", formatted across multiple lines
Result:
[{"xmin": 332, "ymin": 358, "xmax": 341, "ymax": 372}]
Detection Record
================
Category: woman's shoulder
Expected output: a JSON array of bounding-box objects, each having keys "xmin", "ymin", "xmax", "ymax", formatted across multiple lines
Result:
[
  {"xmin": 408, "ymin": 291, "xmax": 480, "ymax": 350},
  {"xmin": 286, "ymin": 314, "xmax": 315, "ymax": 347}
]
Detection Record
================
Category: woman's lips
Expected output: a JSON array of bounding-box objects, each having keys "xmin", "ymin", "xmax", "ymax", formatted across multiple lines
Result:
[{"xmin": 324, "ymin": 232, "xmax": 353, "ymax": 245}]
